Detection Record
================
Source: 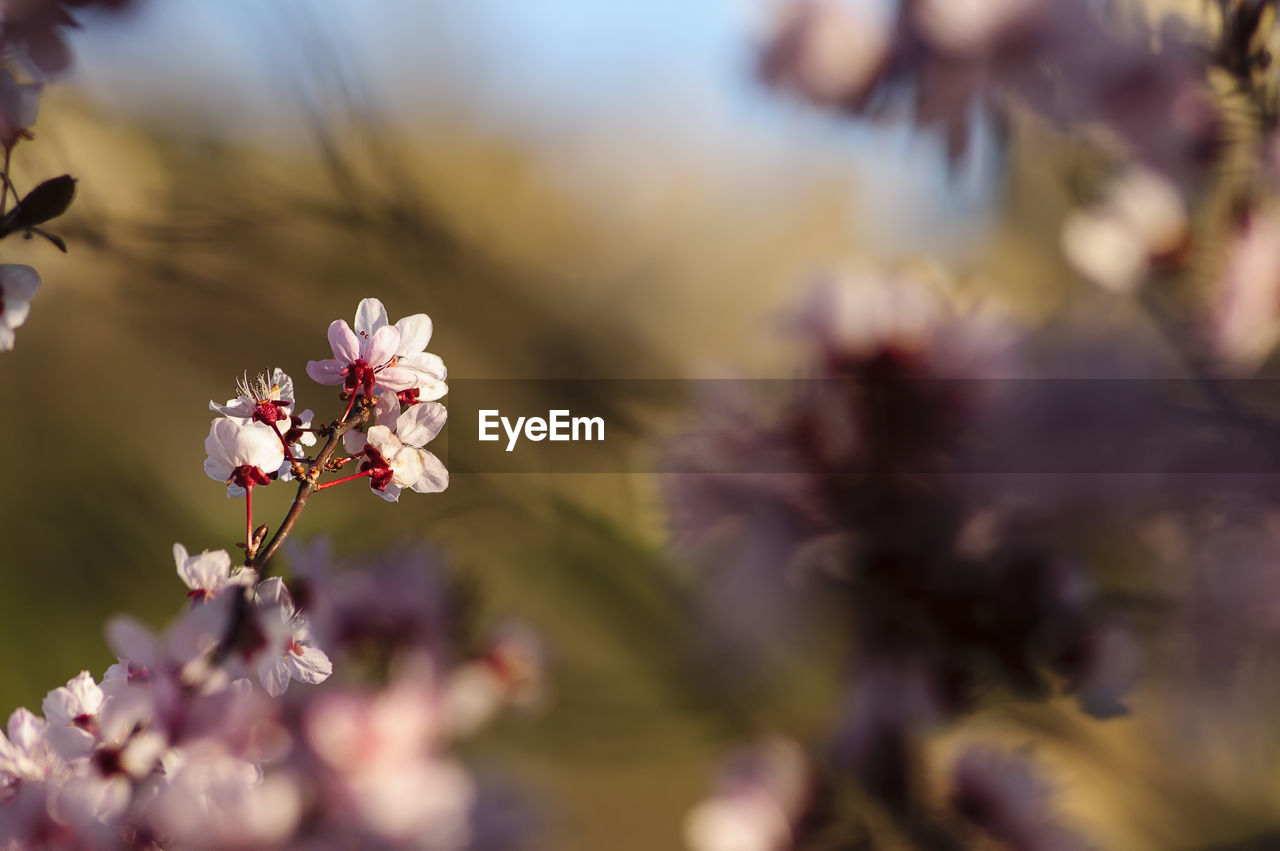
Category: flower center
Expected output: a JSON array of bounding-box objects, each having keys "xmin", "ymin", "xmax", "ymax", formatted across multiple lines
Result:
[{"xmin": 230, "ymin": 465, "xmax": 273, "ymax": 489}]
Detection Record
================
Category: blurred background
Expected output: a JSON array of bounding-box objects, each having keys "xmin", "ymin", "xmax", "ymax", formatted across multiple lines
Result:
[{"xmin": 0, "ymin": 1, "xmax": 1259, "ymax": 849}]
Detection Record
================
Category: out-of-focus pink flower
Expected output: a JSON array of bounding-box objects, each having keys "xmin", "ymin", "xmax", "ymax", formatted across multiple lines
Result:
[
  {"xmin": 146, "ymin": 743, "xmax": 303, "ymax": 848},
  {"xmin": 0, "ymin": 0, "xmax": 142, "ymax": 77},
  {"xmin": 40, "ymin": 671, "xmax": 104, "ymax": 761},
  {"xmin": 254, "ymin": 577, "xmax": 332, "ymax": 697},
  {"xmin": 173, "ymin": 542, "xmax": 256, "ymax": 604},
  {"xmin": 203, "ymin": 418, "xmax": 285, "ymax": 497},
  {"xmin": 0, "ymin": 264, "xmax": 40, "ymax": 351},
  {"xmin": 684, "ymin": 738, "xmax": 810, "ymax": 851},
  {"xmin": 1060, "ymin": 166, "xmax": 1188, "ymax": 294},
  {"xmin": 306, "ymin": 676, "xmax": 476, "ymax": 849},
  {"xmin": 760, "ymin": 0, "xmax": 893, "ymax": 110},
  {"xmin": 0, "ymin": 708, "xmax": 56, "ymax": 784},
  {"xmin": 1209, "ymin": 206, "xmax": 1280, "ymax": 371}
]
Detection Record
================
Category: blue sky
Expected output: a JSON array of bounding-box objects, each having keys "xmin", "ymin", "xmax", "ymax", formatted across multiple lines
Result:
[{"xmin": 65, "ymin": 0, "xmax": 997, "ymax": 253}]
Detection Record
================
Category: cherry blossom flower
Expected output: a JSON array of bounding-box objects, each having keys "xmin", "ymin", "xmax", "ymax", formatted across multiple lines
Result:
[
  {"xmin": 210, "ymin": 367, "xmax": 297, "ymax": 426},
  {"xmin": 306, "ymin": 299, "xmax": 426, "ymax": 398},
  {"xmin": 1060, "ymin": 166, "xmax": 1188, "ymax": 294},
  {"xmin": 203, "ymin": 418, "xmax": 285, "ymax": 497},
  {"xmin": 352, "ymin": 296, "xmax": 448, "ymax": 402},
  {"xmin": 305, "ymin": 677, "xmax": 476, "ymax": 848},
  {"xmin": 146, "ymin": 744, "xmax": 303, "ymax": 848},
  {"xmin": 344, "ymin": 393, "xmax": 448, "ymax": 501},
  {"xmin": 1209, "ymin": 206, "xmax": 1280, "ymax": 371},
  {"xmin": 684, "ymin": 738, "xmax": 810, "ymax": 851},
  {"xmin": 172, "ymin": 543, "xmax": 256, "ymax": 604},
  {"xmin": 41, "ymin": 671, "xmax": 104, "ymax": 761},
  {"xmin": 0, "ymin": 263, "xmax": 40, "ymax": 351},
  {"xmin": 0, "ymin": 708, "xmax": 57, "ymax": 784},
  {"xmin": 254, "ymin": 578, "xmax": 333, "ymax": 697}
]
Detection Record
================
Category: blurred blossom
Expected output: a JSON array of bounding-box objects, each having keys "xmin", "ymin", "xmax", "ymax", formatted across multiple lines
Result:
[
  {"xmin": 760, "ymin": 0, "xmax": 893, "ymax": 111},
  {"xmin": 1060, "ymin": 166, "xmax": 1188, "ymax": 294},
  {"xmin": 683, "ymin": 737, "xmax": 809, "ymax": 851},
  {"xmin": 0, "ymin": 264, "xmax": 39, "ymax": 351},
  {"xmin": 0, "ymin": 0, "xmax": 141, "ymax": 77},
  {"xmin": 0, "ymin": 537, "xmax": 535, "ymax": 849},
  {"xmin": 951, "ymin": 746, "xmax": 1087, "ymax": 851},
  {"xmin": 762, "ymin": 0, "xmax": 1220, "ymax": 174},
  {"xmin": 1209, "ymin": 206, "xmax": 1280, "ymax": 372}
]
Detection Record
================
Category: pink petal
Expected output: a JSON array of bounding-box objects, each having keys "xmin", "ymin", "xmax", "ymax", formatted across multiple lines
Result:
[
  {"xmin": 306, "ymin": 358, "xmax": 346, "ymax": 385},
  {"xmin": 372, "ymin": 365, "xmax": 416, "ymax": 391},
  {"xmin": 396, "ymin": 401, "xmax": 446, "ymax": 447},
  {"xmin": 364, "ymin": 325, "xmax": 401, "ymax": 366},
  {"xmin": 410, "ymin": 451, "xmax": 449, "ymax": 494},
  {"xmin": 327, "ymin": 319, "xmax": 361, "ymax": 363}
]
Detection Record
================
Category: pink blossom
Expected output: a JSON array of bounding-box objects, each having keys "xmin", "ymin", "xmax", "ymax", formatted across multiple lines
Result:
[
  {"xmin": 0, "ymin": 264, "xmax": 40, "ymax": 351},
  {"xmin": 344, "ymin": 393, "xmax": 448, "ymax": 501},
  {"xmin": 173, "ymin": 542, "xmax": 256, "ymax": 604},
  {"xmin": 254, "ymin": 578, "xmax": 333, "ymax": 697},
  {"xmin": 306, "ymin": 298, "xmax": 429, "ymax": 398},
  {"xmin": 40, "ymin": 671, "xmax": 104, "ymax": 761}
]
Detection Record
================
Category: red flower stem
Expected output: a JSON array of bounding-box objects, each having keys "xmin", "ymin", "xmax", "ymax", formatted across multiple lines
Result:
[
  {"xmin": 315, "ymin": 469, "xmax": 374, "ymax": 491},
  {"xmin": 244, "ymin": 483, "xmax": 254, "ymax": 557}
]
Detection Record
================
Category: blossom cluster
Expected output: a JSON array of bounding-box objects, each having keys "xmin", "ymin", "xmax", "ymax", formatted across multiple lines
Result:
[
  {"xmin": 0, "ymin": 543, "xmax": 539, "ymax": 850},
  {"xmin": 0, "ymin": 298, "xmax": 540, "ymax": 849}
]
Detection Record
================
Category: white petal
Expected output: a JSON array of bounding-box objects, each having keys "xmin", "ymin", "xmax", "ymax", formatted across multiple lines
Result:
[
  {"xmin": 355, "ymin": 298, "xmax": 388, "ymax": 337},
  {"xmin": 410, "ymin": 451, "xmax": 449, "ymax": 494},
  {"xmin": 240, "ymin": 421, "xmax": 286, "ymax": 471},
  {"xmin": 390, "ymin": 448, "xmax": 425, "ymax": 488},
  {"xmin": 204, "ymin": 457, "xmax": 233, "ymax": 483},
  {"xmin": 394, "ymin": 313, "xmax": 433, "ymax": 355},
  {"xmin": 286, "ymin": 644, "xmax": 333, "ymax": 685},
  {"xmin": 396, "ymin": 401, "xmax": 446, "ymax": 447},
  {"xmin": 365, "ymin": 424, "xmax": 399, "ymax": 454},
  {"xmin": 374, "ymin": 391, "xmax": 400, "ymax": 428},
  {"xmin": 257, "ymin": 658, "xmax": 291, "ymax": 698},
  {"xmin": 105, "ymin": 616, "xmax": 159, "ymax": 668},
  {"xmin": 3, "ymin": 298, "xmax": 29, "ymax": 329},
  {"xmin": 365, "ymin": 325, "xmax": 401, "ymax": 366},
  {"xmin": 179, "ymin": 549, "xmax": 232, "ymax": 591},
  {"xmin": 7, "ymin": 708, "xmax": 44, "ymax": 752},
  {"xmin": 372, "ymin": 365, "xmax": 417, "ymax": 392},
  {"xmin": 255, "ymin": 576, "xmax": 295, "ymax": 614},
  {"xmin": 400, "ymin": 351, "xmax": 446, "ymax": 381},
  {"xmin": 343, "ymin": 429, "xmax": 369, "ymax": 455},
  {"xmin": 0, "ymin": 264, "xmax": 40, "ymax": 301},
  {"xmin": 376, "ymin": 483, "xmax": 402, "ymax": 502}
]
